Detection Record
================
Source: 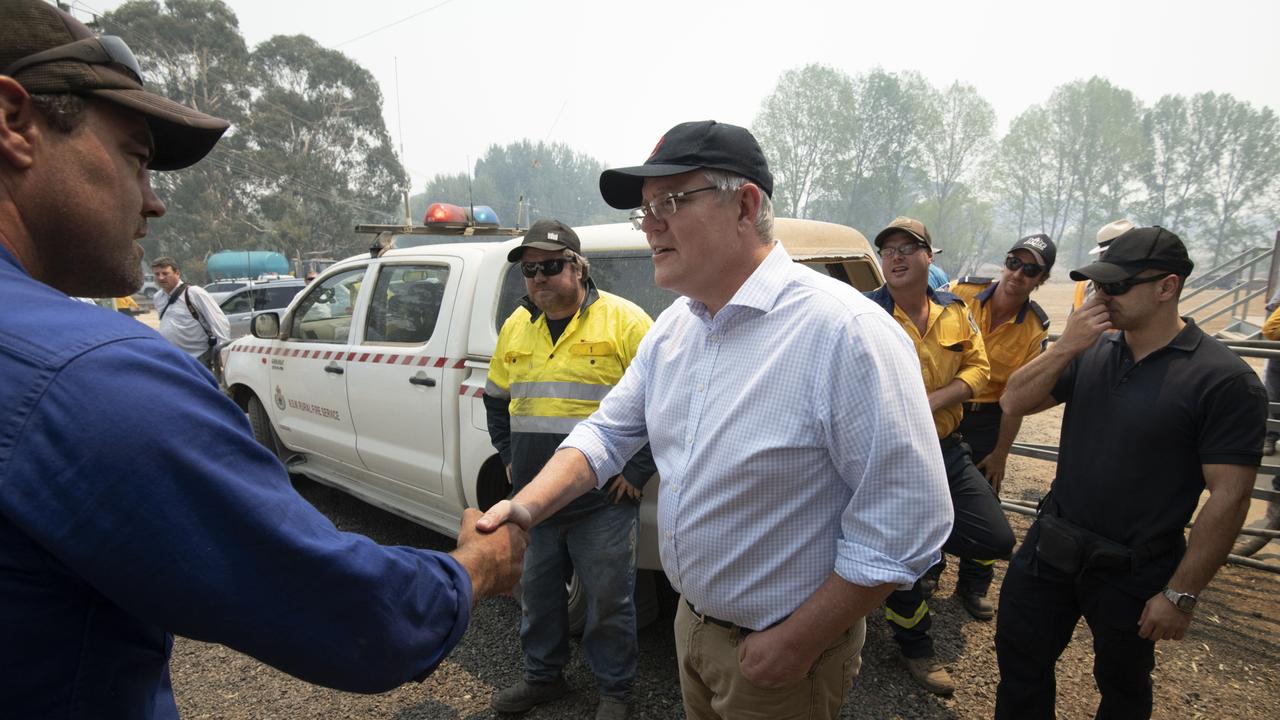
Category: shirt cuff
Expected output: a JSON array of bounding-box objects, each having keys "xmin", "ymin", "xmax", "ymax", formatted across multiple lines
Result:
[
  {"xmin": 561, "ymin": 425, "xmax": 623, "ymax": 490},
  {"xmin": 834, "ymin": 540, "xmax": 942, "ymax": 591}
]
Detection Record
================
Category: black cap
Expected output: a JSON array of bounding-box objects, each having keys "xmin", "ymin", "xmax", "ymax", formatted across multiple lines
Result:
[
  {"xmin": 1069, "ymin": 226, "xmax": 1194, "ymax": 283},
  {"xmin": 1008, "ymin": 233, "xmax": 1056, "ymax": 271},
  {"xmin": 599, "ymin": 120, "xmax": 774, "ymax": 209},
  {"xmin": 507, "ymin": 218, "xmax": 581, "ymax": 262},
  {"xmin": 0, "ymin": 0, "xmax": 229, "ymax": 170}
]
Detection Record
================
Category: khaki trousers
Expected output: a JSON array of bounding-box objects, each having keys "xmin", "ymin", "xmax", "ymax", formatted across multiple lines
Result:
[{"xmin": 674, "ymin": 599, "xmax": 865, "ymax": 720}]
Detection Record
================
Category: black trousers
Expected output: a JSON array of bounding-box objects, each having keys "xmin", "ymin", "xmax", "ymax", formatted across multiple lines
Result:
[
  {"xmin": 994, "ymin": 522, "xmax": 1156, "ymax": 720},
  {"xmin": 955, "ymin": 406, "xmax": 1004, "ymax": 590},
  {"xmin": 885, "ymin": 441, "xmax": 1015, "ymax": 657}
]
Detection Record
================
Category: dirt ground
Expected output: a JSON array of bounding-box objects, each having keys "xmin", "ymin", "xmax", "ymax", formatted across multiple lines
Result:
[{"xmin": 161, "ymin": 280, "xmax": 1280, "ymax": 718}]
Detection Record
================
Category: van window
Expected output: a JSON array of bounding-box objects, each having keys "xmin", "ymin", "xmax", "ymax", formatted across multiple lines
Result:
[{"xmin": 495, "ymin": 251, "xmax": 678, "ymax": 331}]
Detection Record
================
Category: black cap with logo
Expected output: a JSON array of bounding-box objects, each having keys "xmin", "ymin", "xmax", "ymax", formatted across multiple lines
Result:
[
  {"xmin": 1008, "ymin": 233, "xmax": 1057, "ymax": 271},
  {"xmin": 599, "ymin": 120, "xmax": 774, "ymax": 210},
  {"xmin": 507, "ymin": 218, "xmax": 581, "ymax": 262},
  {"xmin": 1069, "ymin": 226, "xmax": 1194, "ymax": 283}
]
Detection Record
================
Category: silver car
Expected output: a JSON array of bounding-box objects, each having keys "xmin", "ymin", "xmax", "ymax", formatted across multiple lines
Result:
[{"xmin": 218, "ymin": 279, "xmax": 306, "ymax": 339}]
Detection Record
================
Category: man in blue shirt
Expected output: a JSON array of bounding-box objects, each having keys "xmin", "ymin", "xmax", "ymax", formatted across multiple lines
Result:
[{"xmin": 0, "ymin": 3, "xmax": 526, "ymax": 718}]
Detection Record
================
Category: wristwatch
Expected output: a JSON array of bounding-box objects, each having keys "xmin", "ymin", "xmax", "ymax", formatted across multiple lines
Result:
[{"xmin": 1162, "ymin": 587, "xmax": 1197, "ymax": 613}]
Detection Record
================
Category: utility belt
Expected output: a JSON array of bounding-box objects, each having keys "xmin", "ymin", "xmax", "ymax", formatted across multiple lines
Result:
[
  {"xmin": 1034, "ymin": 494, "xmax": 1184, "ymax": 577},
  {"xmin": 939, "ymin": 432, "xmax": 964, "ymax": 452},
  {"xmin": 964, "ymin": 401, "xmax": 1002, "ymax": 414}
]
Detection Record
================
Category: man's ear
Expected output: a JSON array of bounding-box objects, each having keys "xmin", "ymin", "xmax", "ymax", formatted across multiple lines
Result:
[
  {"xmin": 736, "ymin": 182, "xmax": 763, "ymax": 232},
  {"xmin": 0, "ymin": 77, "xmax": 40, "ymax": 170}
]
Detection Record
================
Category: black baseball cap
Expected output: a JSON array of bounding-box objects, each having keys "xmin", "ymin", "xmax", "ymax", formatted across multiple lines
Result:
[
  {"xmin": 0, "ymin": 0, "xmax": 229, "ymax": 170},
  {"xmin": 507, "ymin": 218, "xmax": 581, "ymax": 262},
  {"xmin": 1008, "ymin": 233, "xmax": 1056, "ymax": 271},
  {"xmin": 599, "ymin": 120, "xmax": 774, "ymax": 209},
  {"xmin": 1069, "ymin": 226, "xmax": 1194, "ymax": 283}
]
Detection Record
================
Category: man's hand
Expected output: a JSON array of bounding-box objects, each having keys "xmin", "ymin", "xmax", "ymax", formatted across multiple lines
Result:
[
  {"xmin": 1137, "ymin": 592, "xmax": 1192, "ymax": 641},
  {"xmin": 737, "ymin": 625, "xmax": 817, "ymax": 689},
  {"xmin": 451, "ymin": 508, "xmax": 527, "ymax": 603},
  {"xmin": 607, "ymin": 475, "xmax": 641, "ymax": 504},
  {"xmin": 475, "ymin": 499, "xmax": 533, "ymax": 533},
  {"xmin": 976, "ymin": 451, "xmax": 1007, "ymax": 494},
  {"xmin": 1056, "ymin": 296, "xmax": 1112, "ymax": 355}
]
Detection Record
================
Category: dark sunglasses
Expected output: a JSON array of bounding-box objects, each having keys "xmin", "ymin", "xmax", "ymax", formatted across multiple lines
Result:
[
  {"xmin": 3, "ymin": 35, "xmax": 144, "ymax": 85},
  {"xmin": 520, "ymin": 258, "xmax": 574, "ymax": 278},
  {"xmin": 1004, "ymin": 254, "xmax": 1046, "ymax": 278},
  {"xmin": 1091, "ymin": 273, "xmax": 1169, "ymax": 297}
]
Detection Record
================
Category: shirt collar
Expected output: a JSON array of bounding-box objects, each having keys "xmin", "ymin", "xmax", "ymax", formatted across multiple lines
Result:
[
  {"xmin": 686, "ymin": 241, "xmax": 789, "ymax": 319},
  {"xmin": 1106, "ymin": 317, "xmax": 1204, "ymax": 353},
  {"xmin": 865, "ymin": 284, "xmax": 955, "ymax": 315},
  {"xmin": 976, "ymin": 281, "xmax": 1031, "ymax": 324}
]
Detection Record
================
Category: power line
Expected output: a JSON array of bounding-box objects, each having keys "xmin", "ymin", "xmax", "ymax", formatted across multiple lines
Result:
[{"xmin": 334, "ymin": 0, "xmax": 458, "ymax": 48}]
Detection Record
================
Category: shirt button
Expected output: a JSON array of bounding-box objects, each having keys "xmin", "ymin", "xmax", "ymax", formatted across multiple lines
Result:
[
  {"xmin": 665, "ymin": 532, "xmax": 673, "ymax": 540},
  {"xmin": 686, "ymin": 435, "xmax": 694, "ymax": 445},
  {"xmin": 697, "ymin": 384, "xmax": 705, "ymax": 392}
]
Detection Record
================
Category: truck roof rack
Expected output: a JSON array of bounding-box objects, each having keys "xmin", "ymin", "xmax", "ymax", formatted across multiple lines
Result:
[{"xmin": 355, "ymin": 224, "xmax": 526, "ymax": 258}]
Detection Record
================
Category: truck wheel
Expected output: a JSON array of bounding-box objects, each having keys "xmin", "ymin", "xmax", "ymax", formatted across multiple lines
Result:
[{"xmin": 247, "ymin": 395, "xmax": 282, "ymax": 455}]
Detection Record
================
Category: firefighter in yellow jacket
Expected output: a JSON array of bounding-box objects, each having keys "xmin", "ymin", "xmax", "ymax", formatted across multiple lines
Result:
[
  {"xmin": 866, "ymin": 217, "xmax": 1013, "ymax": 696},
  {"xmin": 483, "ymin": 219, "xmax": 654, "ymax": 719}
]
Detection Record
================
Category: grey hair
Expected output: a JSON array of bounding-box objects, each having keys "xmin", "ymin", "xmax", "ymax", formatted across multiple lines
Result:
[
  {"xmin": 564, "ymin": 248, "xmax": 590, "ymax": 285},
  {"xmin": 30, "ymin": 94, "xmax": 89, "ymax": 133},
  {"xmin": 701, "ymin": 168, "xmax": 774, "ymax": 243}
]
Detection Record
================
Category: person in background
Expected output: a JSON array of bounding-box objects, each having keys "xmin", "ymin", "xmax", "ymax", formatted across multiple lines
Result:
[
  {"xmin": 866, "ymin": 216, "xmax": 1012, "ymax": 695},
  {"xmin": 484, "ymin": 219, "xmax": 655, "ymax": 720},
  {"xmin": 151, "ymin": 255, "xmax": 230, "ymax": 369},
  {"xmin": 1232, "ymin": 292, "xmax": 1280, "ymax": 555},
  {"xmin": 0, "ymin": 4, "xmax": 526, "ymax": 718},
  {"xmin": 477, "ymin": 120, "xmax": 953, "ymax": 720}
]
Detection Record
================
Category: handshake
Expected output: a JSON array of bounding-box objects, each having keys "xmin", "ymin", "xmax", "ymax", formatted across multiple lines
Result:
[{"xmin": 448, "ymin": 500, "xmax": 534, "ymax": 604}]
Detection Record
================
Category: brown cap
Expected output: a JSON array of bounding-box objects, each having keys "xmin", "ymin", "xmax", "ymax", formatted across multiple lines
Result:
[
  {"xmin": 0, "ymin": 0, "xmax": 229, "ymax": 170},
  {"xmin": 507, "ymin": 218, "xmax": 581, "ymax": 262},
  {"xmin": 875, "ymin": 216, "xmax": 933, "ymax": 251}
]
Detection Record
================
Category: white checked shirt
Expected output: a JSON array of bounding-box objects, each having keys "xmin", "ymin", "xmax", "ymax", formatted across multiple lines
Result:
[{"xmin": 564, "ymin": 242, "xmax": 953, "ymax": 630}]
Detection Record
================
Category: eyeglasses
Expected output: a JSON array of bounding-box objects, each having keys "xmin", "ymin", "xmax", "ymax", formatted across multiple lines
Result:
[
  {"xmin": 877, "ymin": 242, "xmax": 928, "ymax": 258},
  {"xmin": 520, "ymin": 258, "xmax": 574, "ymax": 278},
  {"xmin": 1091, "ymin": 273, "xmax": 1169, "ymax": 296},
  {"xmin": 630, "ymin": 186, "xmax": 718, "ymax": 230},
  {"xmin": 1004, "ymin": 255, "xmax": 1046, "ymax": 278},
  {"xmin": 3, "ymin": 36, "xmax": 144, "ymax": 86}
]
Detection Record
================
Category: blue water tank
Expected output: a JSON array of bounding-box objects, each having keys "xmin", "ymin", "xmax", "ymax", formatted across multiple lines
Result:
[{"xmin": 206, "ymin": 251, "xmax": 290, "ymax": 280}]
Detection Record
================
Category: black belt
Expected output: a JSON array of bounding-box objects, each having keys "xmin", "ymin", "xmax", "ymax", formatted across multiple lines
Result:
[
  {"xmin": 939, "ymin": 432, "xmax": 964, "ymax": 451},
  {"xmin": 965, "ymin": 402, "xmax": 1002, "ymax": 414},
  {"xmin": 685, "ymin": 599, "xmax": 755, "ymax": 634}
]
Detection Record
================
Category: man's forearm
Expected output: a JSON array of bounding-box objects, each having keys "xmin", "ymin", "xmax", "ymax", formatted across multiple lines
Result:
[
  {"xmin": 1168, "ymin": 483, "xmax": 1252, "ymax": 595},
  {"xmin": 992, "ymin": 412, "xmax": 1024, "ymax": 455},
  {"xmin": 1001, "ymin": 345, "xmax": 1073, "ymax": 415},
  {"xmin": 771, "ymin": 573, "xmax": 894, "ymax": 657},
  {"xmin": 928, "ymin": 378, "xmax": 973, "ymax": 413},
  {"xmin": 512, "ymin": 448, "xmax": 598, "ymax": 526}
]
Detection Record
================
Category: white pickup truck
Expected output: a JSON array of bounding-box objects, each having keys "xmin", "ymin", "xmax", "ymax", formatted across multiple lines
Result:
[{"xmin": 222, "ymin": 218, "xmax": 884, "ymax": 625}]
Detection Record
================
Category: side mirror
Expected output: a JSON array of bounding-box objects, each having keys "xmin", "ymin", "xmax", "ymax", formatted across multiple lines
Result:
[{"xmin": 251, "ymin": 312, "xmax": 281, "ymax": 339}]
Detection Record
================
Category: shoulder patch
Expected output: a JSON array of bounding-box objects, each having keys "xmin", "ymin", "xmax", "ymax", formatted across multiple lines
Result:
[
  {"xmin": 932, "ymin": 289, "xmax": 965, "ymax": 306},
  {"xmin": 1029, "ymin": 300, "xmax": 1050, "ymax": 329}
]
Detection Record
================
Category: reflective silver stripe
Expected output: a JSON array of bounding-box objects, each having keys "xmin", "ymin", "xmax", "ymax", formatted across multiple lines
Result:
[
  {"xmin": 484, "ymin": 379, "xmax": 510, "ymax": 399},
  {"xmin": 510, "ymin": 415, "xmax": 585, "ymax": 434},
  {"xmin": 508, "ymin": 381, "xmax": 614, "ymax": 402}
]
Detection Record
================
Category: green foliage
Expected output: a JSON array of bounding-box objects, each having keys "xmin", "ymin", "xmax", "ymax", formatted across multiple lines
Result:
[
  {"xmin": 417, "ymin": 141, "xmax": 623, "ymax": 228},
  {"xmin": 98, "ymin": 0, "xmax": 404, "ymax": 280}
]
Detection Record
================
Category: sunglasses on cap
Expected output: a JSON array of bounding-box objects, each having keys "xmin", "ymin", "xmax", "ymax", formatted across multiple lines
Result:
[
  {"xmin": 3, "ymin": 35, "xmax": 144, "ymax": 85},
  {"xmin": 520, "ymin": 258, "xmax": 575, "ymax": 278},
  {"xmin": 1004, "ymin": 254, "xmax": 1046, "ymax": 278},
  {"xmin": 1090, "ymin": 273, "xmax": 1170, "ymax": 297}
]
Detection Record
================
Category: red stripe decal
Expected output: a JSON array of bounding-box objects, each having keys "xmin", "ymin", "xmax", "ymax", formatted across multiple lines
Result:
[
  {"xmin": 371, "ymin": 354, "xmax": 384, "ymax": 363},
  {"xmin": 453, "ymin": 359, "xmax": 467, "ymax": 369},
  {"xmin": 434, "ymin": 357, "xmax": 447, "ymax": 368},
  {"xmin": 418, "ymin": 356, "xmax": 431, "ymax": 366},
  {"xmin": 358, "ymin": 353, "xmax": 371, "ymax": 362},
  {"xmin": 346, "ymin": 352, "xmax": 358, "ymax": 361},
  {"xmin": 400, "ymin": 355, "xmax": 413, "ymax": 365}
]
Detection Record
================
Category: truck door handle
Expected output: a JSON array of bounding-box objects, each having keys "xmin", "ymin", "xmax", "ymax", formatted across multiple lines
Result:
[
  {"xmin": 324, "ymin": 364, "xmax": 344, "ymax": 375},
  {"xmin": 409, "ymin": 376, "xmax": 436, "ymax": 387}
]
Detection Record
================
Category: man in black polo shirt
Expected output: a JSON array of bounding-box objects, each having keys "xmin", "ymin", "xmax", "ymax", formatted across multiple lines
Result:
[{"xmin": 994, "ymin": 226, "xmax": 1266, "ymax": 719}]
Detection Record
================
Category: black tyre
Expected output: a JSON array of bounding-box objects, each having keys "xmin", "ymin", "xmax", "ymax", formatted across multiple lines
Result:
[{"xmin": 246, "ymin": 394, "xmax": 279, "ymax": 453}]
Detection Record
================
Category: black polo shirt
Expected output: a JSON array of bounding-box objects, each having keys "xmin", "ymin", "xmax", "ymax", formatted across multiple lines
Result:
[{"xmin": 1049, "ymin": 318, "xmax": 1265, "ymax": 589}]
